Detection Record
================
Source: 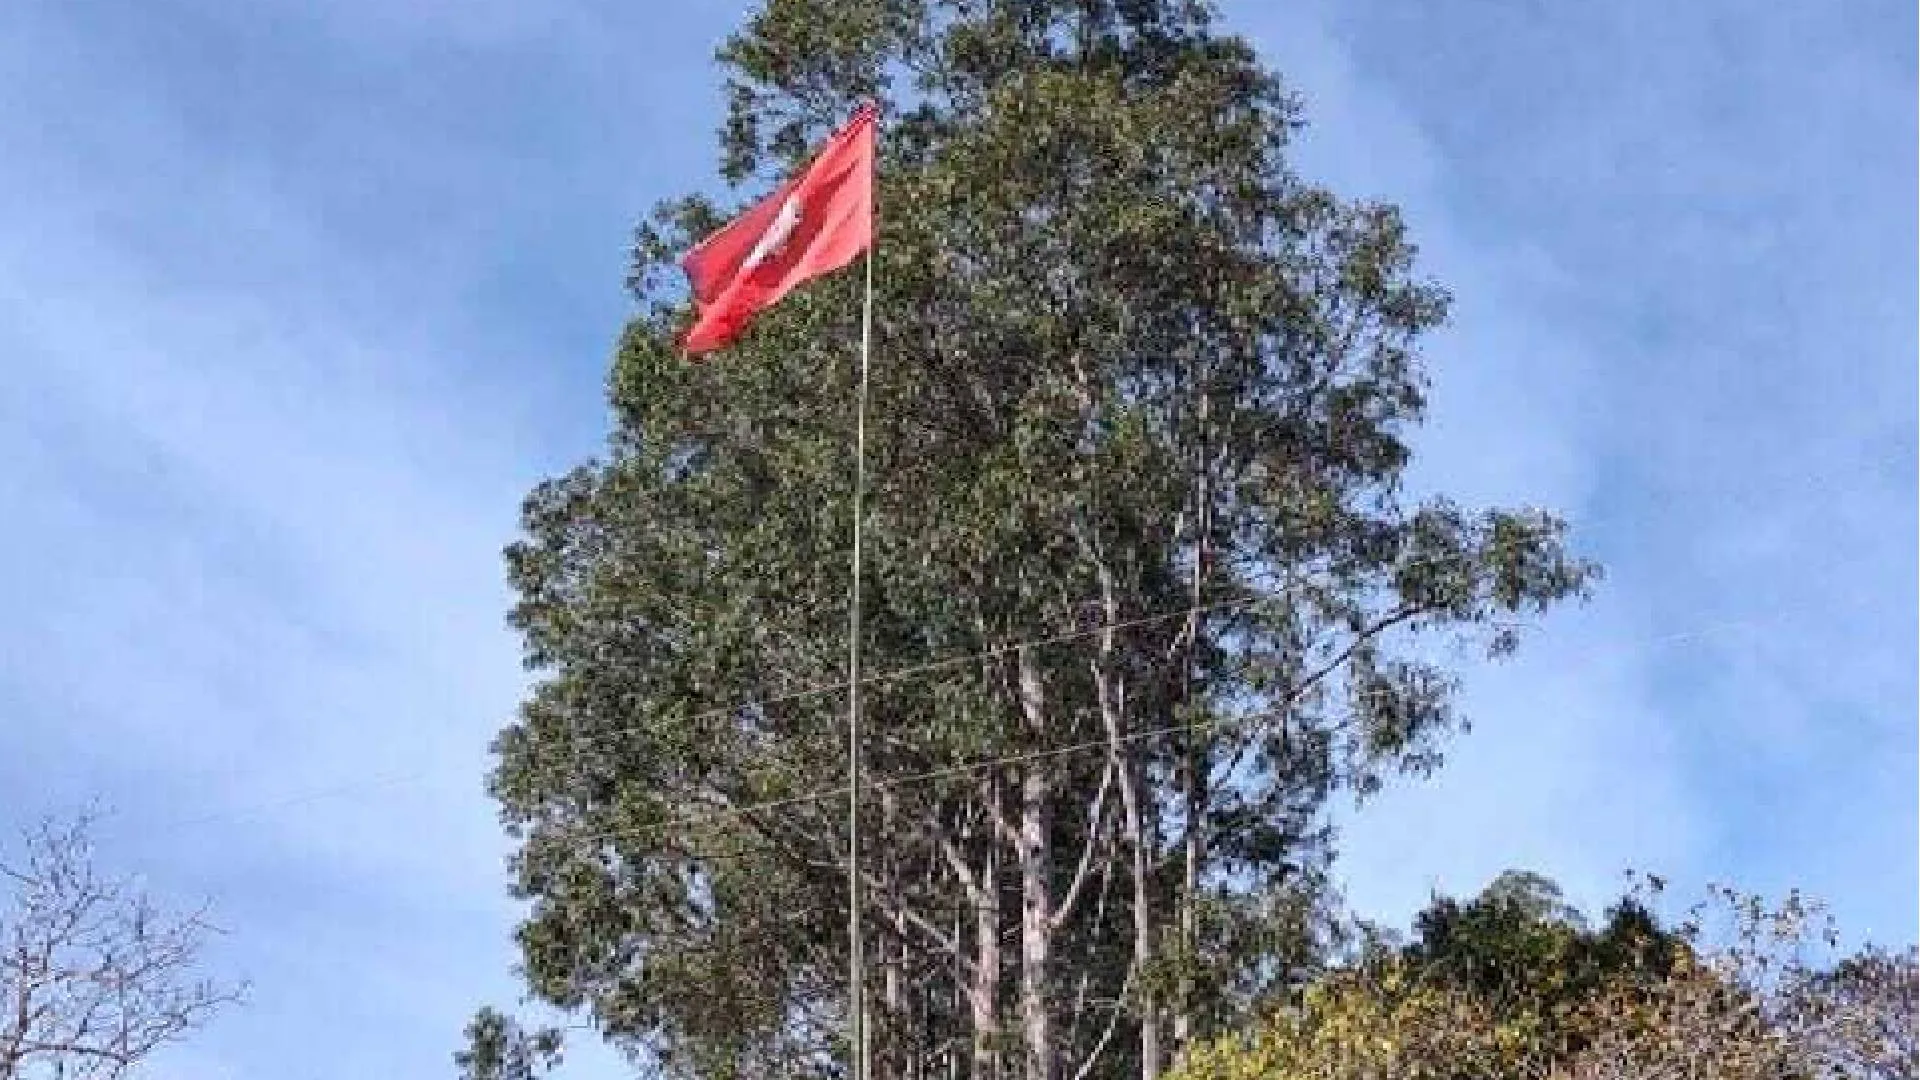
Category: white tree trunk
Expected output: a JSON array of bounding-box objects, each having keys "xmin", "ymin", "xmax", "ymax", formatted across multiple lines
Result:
[{"xmin": 1015, "ymin": 649, "xmax": 1055, "ymax": 1080}]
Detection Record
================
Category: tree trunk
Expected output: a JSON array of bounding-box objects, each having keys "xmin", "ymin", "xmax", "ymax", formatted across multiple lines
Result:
[
  {"xmin": 1173, "ymin": 374, "xmax": 1215, "ymax": 1064},
  {"xmin": 1124, "ymin": 757, "xmax": 1159, "ymax": 1080},
  {"xmin": 1015, "ymin": 648, "xmax": 1056, "ymax": 1080},
  {"xmin": 1085, "ymin": 540, "xmax": 1163, "ymax": 1080},
  {"xmin": 882, "ymin": 788, "xmax": 904, "ymax": 1080},
  {"xmin": 971, "ymin": 783, "xmax": 1002, "ymax": 1080},
  {"xmin": 1094, "ymin": 657, "xmax": 1160, "ymax": 1080},
  {"xmin": 1020, "ymin": 769, "xmax": 1054, "ymax": 1080}
]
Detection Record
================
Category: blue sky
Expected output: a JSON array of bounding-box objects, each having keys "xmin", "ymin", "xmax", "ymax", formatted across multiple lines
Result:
[{"xmin": 0, "ymin": 1, "xmax": 1910, "ymax": 1076}]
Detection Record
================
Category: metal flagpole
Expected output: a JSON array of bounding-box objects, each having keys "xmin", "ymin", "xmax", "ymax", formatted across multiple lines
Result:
[{"xmin": 846, "ymin": 237, "xmax": 876, "ymax": 1080}]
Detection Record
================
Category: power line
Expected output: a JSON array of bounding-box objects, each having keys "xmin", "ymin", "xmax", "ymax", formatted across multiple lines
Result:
[
  {"xmin": 540, "ymin": 528, "xmax": 1567, "ymax": 761},
  {"xmin": 513, "ymin": 613, "xmax": 1777, "ymax": 862},
  {"xmin": 157, "ymin": 772, "xmax": 427, "ymax": 832},
  {"xmin": 105, "ymin": 441, "xmax": 1904, "ymax": 841},
  {"xmin": 143, "ymin": 524, "xmax": 1591, "ymax": 839}
]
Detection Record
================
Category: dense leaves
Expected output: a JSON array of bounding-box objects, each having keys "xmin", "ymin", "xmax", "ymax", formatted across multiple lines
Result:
[
  {"xmin": 455, "ymin": 1009, "xmax": 563, "ymax": 1080},
  {"xmin": 483, "ymin": 2, "xmax": 1595, "ymax": 1078},
  {"xmin": 1404, "ymin": 870, "xmax": 1678, "ymax": 1020},
  {"xmin": 1173, "ymin": 877, "xmax": 1918, "ymax": 1080}
]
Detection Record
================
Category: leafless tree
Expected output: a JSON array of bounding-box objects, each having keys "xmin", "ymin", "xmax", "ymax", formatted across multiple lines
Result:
[
  {"xmin": 0, "ymin": 812, "xmax": 242, "ymax": 1079},
  {"xmin": 1785, "ymin": 945, "xmax": 1919, "ymax": 1080},
  {"xmin": 1562, "ymin": 886, "xmax": 1918, "ymax": 1080}
]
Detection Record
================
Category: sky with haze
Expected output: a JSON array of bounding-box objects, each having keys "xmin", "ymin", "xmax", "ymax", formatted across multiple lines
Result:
[{"xmin": 0, "ymin": 1, "xmax": 1912, "ymax": 1076}]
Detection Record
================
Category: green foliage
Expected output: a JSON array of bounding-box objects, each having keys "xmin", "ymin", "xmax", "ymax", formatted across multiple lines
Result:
[
  {"xmin": 1170, "ymin": 878, "xmax": 1917, "ymax": 1080},
  {"xmin": 1174, "ymin": 966, "xmax": 1527, "ymax": 1080},
  {"xmin": 484, "ymin": 2, "xmax": 1596, "ymax": 1076},
  {"xmin": 1404, "ymin": 872, "xmax": 1678, "ymax": 1025},
  {"xmin": 454, "ymin": 1008, "xmax": 563, "ymax": 1080}
]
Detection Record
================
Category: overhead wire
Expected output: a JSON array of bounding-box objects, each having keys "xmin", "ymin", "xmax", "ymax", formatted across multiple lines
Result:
[
  {"xmin": 149, "ymin": 504, "xmax": 1770, "ymax": 843},
  {"xmin": 534, "ymin": 524, "xmax": 1575, "ymax": 759},
  {"xmin": 520, "ymin": 612, "xmax": 1779, "ymax": 864},
  {"xmin": 143, "ymin": 518, "xmax": 1601, "ymax": 839},
  {"xmin": 148, "ymin": 530, "xmax": 1563, "ymax": 838}
]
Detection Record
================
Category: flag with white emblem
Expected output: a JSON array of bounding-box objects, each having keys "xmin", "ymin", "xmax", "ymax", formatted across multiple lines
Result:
[{"xmin": 680, "ymin": 102, "xmax": 876, "ymax": 355}]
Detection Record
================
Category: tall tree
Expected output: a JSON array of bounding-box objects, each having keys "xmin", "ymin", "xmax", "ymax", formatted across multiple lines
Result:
[{"xmin": 484, "ymin": 3, "xmax": 1595, "ymax": 1079}]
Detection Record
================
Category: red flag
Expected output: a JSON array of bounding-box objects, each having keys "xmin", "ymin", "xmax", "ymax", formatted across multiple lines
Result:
[{"xmin": 680, "ymin": 103, "xmax": 876, "ymax": 355}]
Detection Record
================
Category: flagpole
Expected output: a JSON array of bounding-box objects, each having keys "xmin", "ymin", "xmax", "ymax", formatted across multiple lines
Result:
[{"xmin": 846, "ymin": 238, "xmax": 875, "ymax": 1080}]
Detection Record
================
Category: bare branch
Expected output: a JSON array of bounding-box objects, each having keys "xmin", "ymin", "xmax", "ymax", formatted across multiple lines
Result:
[
  {"xmin": 1048, "ymin": 755, "xmax": 1114, "ymax": 932},
  {"xmin": 0, "ymin": 813, "xmax": 242, "ymax": 1080}
]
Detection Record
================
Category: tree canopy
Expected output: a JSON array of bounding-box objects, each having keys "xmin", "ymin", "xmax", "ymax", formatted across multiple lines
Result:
[
  {"xmin": 478, "ymin": 3, "xmax": 1595, "ymax": 1079},
  {"xmin": 1172, "ymin": 877, "xmax": 1917, "ymax": 1080}
]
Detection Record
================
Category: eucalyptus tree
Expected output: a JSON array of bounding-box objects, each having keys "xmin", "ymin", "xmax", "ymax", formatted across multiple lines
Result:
[{"xmin": 480, "ymin": 3, "xmax": 1595, "ymax": 1079}]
